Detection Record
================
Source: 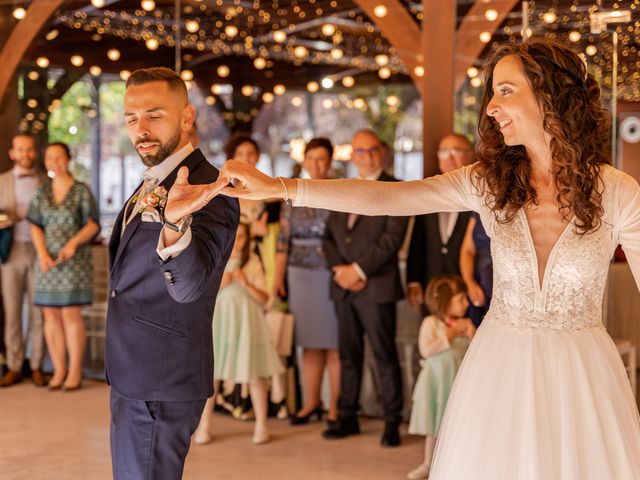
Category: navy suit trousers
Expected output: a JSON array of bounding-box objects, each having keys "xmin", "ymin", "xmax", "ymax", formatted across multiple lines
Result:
[{"xmin": 110, "ymin": 388, "xmax": 205, "ymax": 480}]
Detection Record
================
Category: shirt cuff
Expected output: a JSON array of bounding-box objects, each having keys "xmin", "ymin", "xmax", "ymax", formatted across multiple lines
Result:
[
  {"xmin": 157, "ymin": 227, "xmax": 192, "ymax": 261},
  {"xmin": 352, "ymin": 262, "xmax": 367, "ymax": 281}
]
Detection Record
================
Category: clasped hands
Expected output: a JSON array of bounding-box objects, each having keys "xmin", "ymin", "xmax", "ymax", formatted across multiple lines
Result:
[
  {"xmin": 40, "ymin": 240, "xmax": 78, "ymax": 273},
  {"xmin": 162, "ymin": 160, "xmax": 282, "ymax": 226},
  {"xmin": 332, "ymin": 264, "xmax": 366, "ymax": 292}
]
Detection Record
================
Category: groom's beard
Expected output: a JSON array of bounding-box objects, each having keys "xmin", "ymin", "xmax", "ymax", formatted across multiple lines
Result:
[{"xmin": 136, "ymin": 129, "xmax": 181, "ymax": 167}]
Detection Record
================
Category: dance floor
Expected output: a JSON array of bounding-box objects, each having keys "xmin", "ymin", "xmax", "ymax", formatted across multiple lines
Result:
[{"xmin": 0, "ymin": 381, "xmax": 422, "ymax": 479}]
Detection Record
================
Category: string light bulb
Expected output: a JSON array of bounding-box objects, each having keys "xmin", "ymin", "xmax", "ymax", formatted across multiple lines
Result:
[
  {"xmin": 12, "ymin": 7, "xmax": 26, "ymax": 20},
  {"xmin": 141, "ymin": 0, "xmax": 155, "ymax": 11},
  {"xmin": 342, "ymin": 76, "xmax": 355, "ymax": 87},
  {"xmin": 107, "ymin": 49, "xmax": 121, "ymax": 61},
  {"xmin": 36, "ymin": 57, "xmax": 50, "ymax": 68},
  {"xmin": 217, "ymin": 65, "xmax": 230, "ymax": 77}
]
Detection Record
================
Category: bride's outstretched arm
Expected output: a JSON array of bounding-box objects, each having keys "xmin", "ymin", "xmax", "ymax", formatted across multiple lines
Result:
[
  {"xmin": 616, "ymin": 171, "xmax": 640, "ymax": 290},
  {"xmin": 219, "ymin": 160, "xmax": 482, "ymax": 217}
]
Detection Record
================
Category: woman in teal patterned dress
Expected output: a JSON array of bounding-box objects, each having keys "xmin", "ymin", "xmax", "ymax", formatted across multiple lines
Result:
[{"xmin": 28, "ymin": 143, "xmax": 100, "ymax": 391}]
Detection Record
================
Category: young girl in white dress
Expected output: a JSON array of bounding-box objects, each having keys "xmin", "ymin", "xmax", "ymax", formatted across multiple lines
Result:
[
  {"xmin": 194, "ymin": 222, "xmax": 284, "ymax": 445},
  {"xmin": 407, "ymin": 276, "xmax": 476, "ymax": 479},
  {"xmin": 205, "ymin": 40, "xmax": 640, "ymax": 478}
]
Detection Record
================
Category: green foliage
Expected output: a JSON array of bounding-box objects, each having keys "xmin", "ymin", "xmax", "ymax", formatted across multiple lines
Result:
[{"xmin": 48, "ymin": 81, "xmax": 92, "ymax": 145}]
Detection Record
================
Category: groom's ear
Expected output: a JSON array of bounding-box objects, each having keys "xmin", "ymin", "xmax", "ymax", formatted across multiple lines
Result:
[{"xmin": 181, "ymin": 104, "xmax": 196, "ymax": 132}]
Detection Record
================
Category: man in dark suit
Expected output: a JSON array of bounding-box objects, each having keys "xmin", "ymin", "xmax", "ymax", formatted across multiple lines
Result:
[
  {"xmin": 407, "ymin": 133, "xmax": 474, "ymax": 314},
  {"xmin": 322, "ymin": 129, "xmax": 408, "ymax": 447},
  {"xmin": 106, "ymin": 67, "xmax": 239, "ymax": 480}
]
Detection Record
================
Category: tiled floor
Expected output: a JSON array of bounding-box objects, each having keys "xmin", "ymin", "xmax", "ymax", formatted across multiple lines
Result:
[{"xmin": 0, "ymin": 381, "xmax": 423, "ymax": 479}]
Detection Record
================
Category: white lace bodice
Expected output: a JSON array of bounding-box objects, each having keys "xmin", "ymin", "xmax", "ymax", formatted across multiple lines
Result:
[{"xmin": 294, "ymin": 164, "xmax": 640, "ymax": 332}]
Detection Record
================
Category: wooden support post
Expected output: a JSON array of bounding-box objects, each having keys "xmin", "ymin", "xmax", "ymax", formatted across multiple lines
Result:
[{"xmin": 421, "ymin": 0, "xmax": 456, "ymax": 178}]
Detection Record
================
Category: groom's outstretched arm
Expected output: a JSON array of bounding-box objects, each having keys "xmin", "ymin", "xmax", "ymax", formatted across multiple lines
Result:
[{"xmin": 159, "ymin": 168, "xmax": 240, "ymax": 303}]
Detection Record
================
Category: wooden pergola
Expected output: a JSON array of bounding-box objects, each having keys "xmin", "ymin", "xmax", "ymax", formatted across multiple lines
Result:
[{"xmin": 1, "ymin": 0, "xmax": 637, "ymax": 176}]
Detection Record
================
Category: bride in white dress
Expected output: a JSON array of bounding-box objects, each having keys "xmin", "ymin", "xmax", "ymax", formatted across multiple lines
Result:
[{"xmin": 165, "ymin": 40, "xmax": 640, "ymax": 478}]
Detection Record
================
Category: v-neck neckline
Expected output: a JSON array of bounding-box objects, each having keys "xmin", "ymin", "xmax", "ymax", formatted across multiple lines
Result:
[
  {"xmin": 519, "ymin": 209, "xmax": 575, "ymax": 295},
  {"xmin": 50, "ymin": 180, "xmax": 75, "ymax": 207}
]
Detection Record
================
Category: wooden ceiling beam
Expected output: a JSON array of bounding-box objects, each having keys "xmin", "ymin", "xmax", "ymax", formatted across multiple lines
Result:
[
  {"xmin": 351, "ymin": 0, "xmax": 423, "ymax": 92},
  {"xmin": 0, "ymin": 0, "xmax": 67, "ymax": 106}
]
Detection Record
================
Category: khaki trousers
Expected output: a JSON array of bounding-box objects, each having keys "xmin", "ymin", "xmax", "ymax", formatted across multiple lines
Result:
[{"xmin": 0, "ymin": 241, "xmax": 44, "ymax": 371}]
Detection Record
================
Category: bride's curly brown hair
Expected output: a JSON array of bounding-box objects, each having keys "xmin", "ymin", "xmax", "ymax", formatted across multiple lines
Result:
[{"xmin": 475, "ymin": 40, "xmax": 611, "ymax": 234}]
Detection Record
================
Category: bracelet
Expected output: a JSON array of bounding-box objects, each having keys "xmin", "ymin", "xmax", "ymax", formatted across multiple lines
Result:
[{"xmin": 277, "ymin": 177, "xmax": 290, "ymax": 204}]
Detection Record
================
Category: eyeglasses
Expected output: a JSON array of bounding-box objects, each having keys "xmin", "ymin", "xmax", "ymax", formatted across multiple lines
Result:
[
  {"xmin": 437, "ymin": 148, "xmax": 472, "ymax": 159},
  {"xmin": 352, "ymin": 146, "xmax": 381, "ymax": 157}
]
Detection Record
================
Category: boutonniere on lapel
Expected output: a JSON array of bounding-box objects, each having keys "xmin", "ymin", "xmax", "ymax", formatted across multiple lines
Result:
[{"xmin": 134, "ymin": 186, "xmax": 168, "ymax": 214}]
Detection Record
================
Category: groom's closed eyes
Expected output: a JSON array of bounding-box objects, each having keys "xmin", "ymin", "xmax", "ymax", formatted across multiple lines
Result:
[{"xmin": 125, "ymin": 108, "xmax": 168, "ymax": 126}]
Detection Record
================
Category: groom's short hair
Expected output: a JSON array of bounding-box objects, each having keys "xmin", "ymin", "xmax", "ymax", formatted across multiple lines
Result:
[{"xmin": 126, "ymin": 67, "xmax": 187, "ymax": 101}]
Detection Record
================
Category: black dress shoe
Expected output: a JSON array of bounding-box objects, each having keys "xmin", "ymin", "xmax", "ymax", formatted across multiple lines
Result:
[
  {"xmin": 290, "ymin": 406, "xmax": 323, "ymax": 425},
  {"xmin": 380, "ymin": 421, "xmax": 401, "ymax": 447},
  {"xmin": 322, "ymin": 416, "xmax": 360, "ymax": 439}
]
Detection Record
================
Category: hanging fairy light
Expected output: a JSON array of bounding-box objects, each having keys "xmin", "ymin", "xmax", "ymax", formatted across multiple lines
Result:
[
  {"xmin": 225, "ymin": 25, "xmax": 238, "ymax": 38},
  {"xmin": 322, "ymin": 99, "xmax": 333, "ymax": 109},
  {"xmin": 241, "ymin": 85, "xmax": 255, "ymax": 96},
  {"xmin": 273, "ymin": 30, "xmax": 287, "ymax": 43},
  {"xmin": 307, "ymin": 81, "xmax": 319, "ymax": 93},
  {"xmin": 146, "ymin": 38, "xmax": 159, "ymax": 50},
  {"xmin": 70, "ymin": 55, "xmax": 84, "ymax": 67},
  {"xmin": 543, "ymin": 10, "xmax": 557, "ymax": 24},
  {"xmin": 262, "ymin": 92, "xmax": 274, "ymax": 103},
  {"xmin": 185, "ymin": 20, "xmax": 200, "ymax": 33},
  {"xmin": 322, "ymin": 24, "xmax": 336, "ymax": 36},
  {"xmin": 467, "ymin": 67, "xmax": 479, "ymax": 78},
  {"xmin": 485, "ymin": 9, "xmax": 498, "ymax": 21},
  {"xmin": 90, "ymin": 66, "xmax": 102, "ymax": 76},
  {"xmin": 205, "ymin": 96, "xmax": 216, "ymax": 105},
  {"xmin": 470, "ymin": 77, "xmax": 482, "ymax": 88},
  {"xmin": 569, "ymin": 31, "xmax": 581, "ymax": 43},
  {"xmin": 479, "ymin": 31, "xmax": 492, "ymax": 43},
  {"xmin": 27, "ymin": 71, "xmax": 39, "ymax": 81},
  {"xmin": 354, "ymin": 98, "xmax": 366, "ymax": 110},
  {"xmin": 217, "ymin": 65, "xmax": 230, "ymax": 77},
  {"xmin": 321, "ymin": 77, "xmax": 334, "ymax": 88},
  {"xmin": 291, "ymin": 96, "xmax": 303, "ymax": 107},
  {"xmin": 378, "ymin": 67, "xmax": 391, "ymax": 79},
  {"xmin": 273, "ymin": 84, "xmax": 286, "ymax": 95},
  {"xmin": 330, "ymin": 48, "xmax": 344, "ymax": 60},
  {"xmin": 13, "ymin": 7, "xmax": 26, "ymax": 20},
  {"xmin": 375, "ymin": 54, "xmax": 389, "ymax": 66},
  {"xmin": 386, "ymin": 95, "xmax": 399, "ymax": 107},
  {"xmin": 180, "ymin": 70, "xmax": 193, "ymax": 81},
  {"xmin": 120, "ymin": 70, "xmax": 131, "ymax": 81},
  {"xmin": 414, "ymin": 66, "xmax": 425, "ymax": 77},
  {"xmin": 141, "ymin": 0, "xmax": 155, "ymax": 12},
  {"xmin": 342, "ymin": 76, "xmax": 355, "ymax": 88},
  {"xmin": 373, "ymin": 5, "xmax": 387, "ymax": 18},
  {"xmin": 107, "ymin": 49, "xmax": 121, "ymax": 61},
  {"xmin": 294, "ymin": 46, "xmax": 309, "ymax": 58},
  {"xmin": 586, "ymin": 45, "xmax": 597, "ymax": 56},
  {"xmin": 91, "ymin": 0, "xmax": 106, "ymax": 8},
  {"xmin": 36, "ymin": 57, "xmax": 50, "ymax": 68},
  {"xmin": 45, "ymin": 30, "xmax": 59, "ymax": 41},
  {"xmin": 253, "ymin": 57, "xmax": 266, "ymax": 69},
  {"xmin": 211, "ymin": 84, "xmax": 223, "ymax": 95}
]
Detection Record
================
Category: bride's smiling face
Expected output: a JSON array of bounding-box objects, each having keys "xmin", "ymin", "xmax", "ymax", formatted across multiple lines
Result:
[{"xmin": 485, "ymin": 55, "xmax": 547, "ymax": 149}]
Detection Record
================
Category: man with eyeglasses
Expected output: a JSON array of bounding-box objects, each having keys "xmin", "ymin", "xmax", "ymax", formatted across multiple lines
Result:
[
  {"xmin": 322, "ymin": 129, "xmax": 408, "ymax": 447},
  {"xmin": 407, "ymin": 133, "xmax": 475, "ymax": 313}
]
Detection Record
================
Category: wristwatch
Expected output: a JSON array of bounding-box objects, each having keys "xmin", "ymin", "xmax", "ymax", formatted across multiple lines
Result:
[{"xmin": 162, "ymin": 212, "xmax": 193, "ymax": 233}]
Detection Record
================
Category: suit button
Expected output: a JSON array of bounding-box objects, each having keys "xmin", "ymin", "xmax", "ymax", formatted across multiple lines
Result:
[
  {"xmin": 164, "ymin": 271, "xmax": 174, "ymax": 284},
  {"xmin": 110, "ymin": 289, "xmax": 117, "ymax": 298},
  {"xmin": 441, "ymin": 246, "xmax": 448, "ymax": 254}
]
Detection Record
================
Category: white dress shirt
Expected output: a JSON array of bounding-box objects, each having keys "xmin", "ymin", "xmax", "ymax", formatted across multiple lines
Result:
[{"xmin": 13, "ymin": 168, "xmax": 40, "ymax": 242}]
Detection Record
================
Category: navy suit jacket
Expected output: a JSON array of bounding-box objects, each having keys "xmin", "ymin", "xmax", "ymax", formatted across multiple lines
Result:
[
  {"xmin": 105, "ymin": 149, "xmax": 239, "ymax": 402},
  {"xmin": 322, "ymin": 172, "xmax": 408, "ymax": 304}
]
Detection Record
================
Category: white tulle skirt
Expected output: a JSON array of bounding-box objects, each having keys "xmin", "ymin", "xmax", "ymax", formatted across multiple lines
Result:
[{"xmin": 429, "ymin": 317, "xmax": 640, "ymax": 480}]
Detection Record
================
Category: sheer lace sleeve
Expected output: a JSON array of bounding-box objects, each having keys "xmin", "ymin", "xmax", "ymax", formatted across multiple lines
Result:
[
  {"xmin": 293, "ymin": 164, "xmax": 482, "ymax": 216},
  {"xmin": 615, "ymin": 170, "xmax": 640, "ymax": 290}
]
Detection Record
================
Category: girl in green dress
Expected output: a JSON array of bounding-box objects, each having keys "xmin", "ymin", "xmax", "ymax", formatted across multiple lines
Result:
[
  {"xmin": 194, "ymin": 222, "xmax": 284, "ymax": 446},
  {"xmin": 407, "ymin": 276, "xmax": 476, "ymax": 479}
]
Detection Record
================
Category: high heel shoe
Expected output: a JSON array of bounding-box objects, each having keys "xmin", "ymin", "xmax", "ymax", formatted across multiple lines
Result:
[{"xmin": 289, "ymin": 406, "xmax": 323, "ymax": 426}]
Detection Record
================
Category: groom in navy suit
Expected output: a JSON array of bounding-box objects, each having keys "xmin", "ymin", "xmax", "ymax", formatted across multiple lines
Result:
[{"xmin": 106, "ymin": 67, "xmax": 239, "ymax": 479}]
